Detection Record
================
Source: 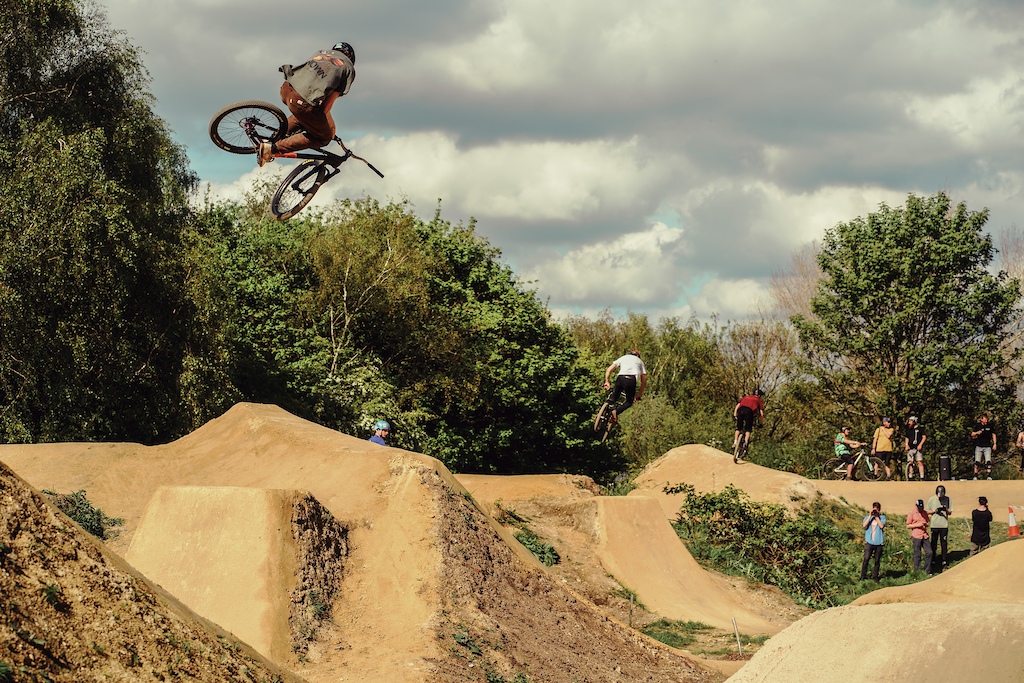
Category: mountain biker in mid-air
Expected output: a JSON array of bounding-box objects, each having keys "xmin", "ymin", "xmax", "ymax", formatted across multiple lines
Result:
[
  {"xmin": 257, "ymin": 41, "xmax": 357, "ymax": 167},
  {"xmin": 602, "ymin": 349, "xmax": 647, "ymax": 423},
  {"xmin": 733, "ymin": 389, "xmax": 764, "ymax": 453},
  {"xmin": 834, "ymin": 426, "xmax": 867, "ymax": 480}
]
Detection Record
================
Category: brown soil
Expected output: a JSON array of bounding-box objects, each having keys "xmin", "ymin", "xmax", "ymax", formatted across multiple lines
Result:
[
  {"xmin": 0, "ymin": 460, "xmax": 302, "ymax": 682},
  {"xmin": 6, "ymin": 405, "xmax": 1019, "ymax": 682},
  {"xmin": 0, "ymin": 404, "xmax": 722, "ymax": 682}
]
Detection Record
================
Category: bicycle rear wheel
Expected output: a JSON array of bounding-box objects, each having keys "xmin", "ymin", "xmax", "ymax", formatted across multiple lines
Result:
[
  {"xmin": 863, "ymin": 456, "xmax": 887, "ymax": 482},
  {"xmin": 270, "ymin": 160, "xmax": 327, "ymax": 220},
  {"xmin": 733, "ymin": 438, "xmax": 746, "ymax": 463},
  {"xmin": 823, "ymin": 457, "xmax": 845, "ymax": 480},
  {"xmin": 210, "ymin": 100, "xmax": 288, "ymax": 154}
]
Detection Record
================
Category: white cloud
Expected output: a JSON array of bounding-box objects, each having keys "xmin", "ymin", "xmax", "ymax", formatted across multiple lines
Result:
[
  {"xmin": 205, "ymin": 131, "xmax": 673, "ymax": 223},
  {"xmin": 905, "ymin": 72, "xmax": 1024, "ymax": 150},
  {"xmin": 686, "ymin": 278, "xmax": 771, "ymax": 320},
  {"xmin": 521, "ymin": 221, "xmax": 686, "ymax": 304}
]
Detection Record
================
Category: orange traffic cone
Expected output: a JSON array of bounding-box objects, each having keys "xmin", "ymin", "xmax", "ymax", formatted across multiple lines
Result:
[{"xmin": 1009, "ymin": 506, "xmax": 1020, "ymax": 539}]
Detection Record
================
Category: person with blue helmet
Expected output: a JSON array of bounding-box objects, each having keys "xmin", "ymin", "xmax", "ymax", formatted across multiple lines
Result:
[
  {"xmin": 368, "ymin": 419, "xmax": 389, "ymax": 446},
  {"xmin": 258, "ymin": 41, "xmax": 356, "ymax": 167}
]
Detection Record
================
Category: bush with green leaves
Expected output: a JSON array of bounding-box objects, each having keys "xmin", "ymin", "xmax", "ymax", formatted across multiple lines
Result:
[
  {"xmin": 42, "ymin": 490, "xmax": 124, "ymax": 540},
  {"xmin": 670, "ymin": 483, "xmax": 848, "ymax": 606}
]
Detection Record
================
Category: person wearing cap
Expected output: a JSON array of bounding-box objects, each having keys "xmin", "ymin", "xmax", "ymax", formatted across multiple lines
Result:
[
  {"xmin": 871, "ymin": 416, "xmax": 896, "ymax": 480},
  {"xmin": 906, "ymin": 499, "xmax": 933, "ymax": 574},
  {"xmin": 834, "ymin": 426, "xmax": 866, "ymax": 480},
  {"xmin": 970, "ymin": 496, "xmax": 993, "ymax": 555},
  {"xmin": 368, "ymin": 419, "xmax": 390, "ymax": 446},
  {"xmin": 926, "ymin": 485, "xmax": 952, "ymax": 572},
  {"xmin": 904, "ymin": 416, "xmax": 927, "ymax": 480},
  {"xmin": 860, "ymin": 501, "xmax": 886, "ymax": 581},
  {"xmin": 970, "ymin": 413, "xmax": 996, "ymax": 480}
]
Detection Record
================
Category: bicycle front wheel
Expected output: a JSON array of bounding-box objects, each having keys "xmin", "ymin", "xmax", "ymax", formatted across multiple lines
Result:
[
  {"xmin": 823, "ymin": 458, "xmax": 845, "ymax": 480},
  {"xmin": 210, "ymin": 100, "xmax": 288, "ymax": 154},
  {"xmin": 270, "ymin": 160, "xmax": 327, "ymax": 220},
  {"xmin": 863, "ymin": 456, "xmax": 887, "ymax": 482},
  {"xmin": 594, "ymin": 402, "xmax": 610, "ymax": 433}
]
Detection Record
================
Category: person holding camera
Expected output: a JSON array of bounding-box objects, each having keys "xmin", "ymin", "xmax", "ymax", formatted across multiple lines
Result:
[
  {"xmin": 906, "ymin": 499, "xmax": 933, "ymax": 574},
  {"xmin": 970, "ymin": 496, "xmax": 993, "ymax": 555},
  {"xmin": 860, "ymin": 502, "xmax": 886, "ymax": 581},
  {"xmin": 927, "ymin": 485, "xmax": 952, "ymax": 572}
]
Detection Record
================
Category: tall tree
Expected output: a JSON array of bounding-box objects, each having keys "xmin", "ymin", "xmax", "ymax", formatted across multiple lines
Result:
[
  {"xmin": 792, "ymin": 192, "xmax": 1022, "ymax": 462},
  {"xmin": 0, "ymin": 0, "xmax": 198, "ymax": 442}
]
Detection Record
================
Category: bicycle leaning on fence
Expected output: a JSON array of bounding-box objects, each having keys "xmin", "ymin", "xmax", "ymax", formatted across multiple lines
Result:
[{"xmin": 209, "ymin": 100, "xmax": 384, "ymax": 221}]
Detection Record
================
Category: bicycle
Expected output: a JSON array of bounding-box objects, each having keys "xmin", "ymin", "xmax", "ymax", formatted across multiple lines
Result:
[
  {"xmin": 209, "ymin": 100, "xmax": 384, "ymax": 221},
  {"xmin": 823, "ymin": 448, "xmax": 886, "ymax": 481},
  {"xmin": 733, "ymin": 421, "xmax": 760, "ymax": 463},
  {"xmin": 593, "ymin": 391, "xmax": 628, "ymax": 443}
]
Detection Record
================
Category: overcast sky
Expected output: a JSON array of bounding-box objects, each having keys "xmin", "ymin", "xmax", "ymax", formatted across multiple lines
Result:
[{"xmin": 102, "ymin": 0, "xmax": 1024, "ymax": 321}]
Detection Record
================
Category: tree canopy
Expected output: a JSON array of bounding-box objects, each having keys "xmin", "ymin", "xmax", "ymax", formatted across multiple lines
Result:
[{"xmin": 792, "ymin": 192, "xmax": 1022, "ymax": 459}]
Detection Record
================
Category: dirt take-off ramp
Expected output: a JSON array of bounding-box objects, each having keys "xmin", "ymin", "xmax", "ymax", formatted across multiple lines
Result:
[{"xmin": 0, "ymin": 403, "xmax": 714, "ymax": 683}]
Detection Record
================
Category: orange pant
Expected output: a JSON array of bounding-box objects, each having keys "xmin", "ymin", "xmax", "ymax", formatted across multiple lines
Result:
[{"xmin": 273, "ymin": 81, "xmax": 335, "ymax": 154}]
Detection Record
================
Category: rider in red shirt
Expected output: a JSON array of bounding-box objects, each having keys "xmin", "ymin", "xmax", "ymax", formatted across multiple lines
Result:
[{"xmin": 733, "ymin": 389, "xmax": 765, "ymax": 451}]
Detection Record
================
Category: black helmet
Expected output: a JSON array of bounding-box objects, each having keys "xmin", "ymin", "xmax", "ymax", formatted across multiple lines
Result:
[
  {"xmin": 754, "ymin": 388, "xmax": 764, "ymax": 397},
  {"xmin": 332, "ymin": 42, "xmax": 355, "ymax": 64}
]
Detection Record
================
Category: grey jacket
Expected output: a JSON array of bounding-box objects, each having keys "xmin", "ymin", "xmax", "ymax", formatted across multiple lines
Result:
[{"xmin": 280, "ymin": 48, "xmax": 355, "ymax": 106}]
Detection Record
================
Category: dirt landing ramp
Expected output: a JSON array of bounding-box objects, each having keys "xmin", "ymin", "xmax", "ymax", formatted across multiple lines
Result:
[
  {"xmin": 852, "ymin": 538, "xmax": 1024, "ymax": 606},
  {"xmin": 726, "ymin": 603, "xmax": 1024, "ymax": 682},
  {"xmin": 0, "ymin": 461, "xmax": 304, "ymax": 682},
  {"xmin": 126, "ymin": 486, "xmax": 340, "ymax": 663},
  {"xmin": 631, "ymin": 445, "xmax": 830, "ymax": 519},
  {"xmin": 594, "ymin": 496, "xmax": 782, "ymax": 635}
]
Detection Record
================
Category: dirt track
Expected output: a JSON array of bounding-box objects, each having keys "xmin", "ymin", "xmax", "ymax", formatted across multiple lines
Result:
[{"xmin": 4, "ymin": 405, "xmax": 1024, "ymax": 681}]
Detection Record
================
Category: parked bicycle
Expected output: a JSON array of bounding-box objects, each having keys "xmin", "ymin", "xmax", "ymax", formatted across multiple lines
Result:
[
  {"xmin": 209, "ymin": 100, "xmax": 384, "ymax": 220},
  {"xmin": 823, "ymin": 448, "xmax": 886, "ymax": 481}
]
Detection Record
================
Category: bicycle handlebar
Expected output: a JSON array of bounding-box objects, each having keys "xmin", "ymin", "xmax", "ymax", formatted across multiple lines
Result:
[{"xmin": 333, "ymin": 136, "xmax": 385, "ymax": 178}]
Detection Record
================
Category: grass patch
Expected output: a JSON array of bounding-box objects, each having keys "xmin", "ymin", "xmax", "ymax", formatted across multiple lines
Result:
[
  {"xmin": 41, "ymin": 489, "xmax": 124, "ymax": 540},
  {"xmin": 669, "ymin": 483, "xmax": 1012, "ymax": 607},
  {"xmin": 494, "ymin": 502, "xmax": 560, "ymax": 566},
  {"xmin": 640, "ymin": 619, "xmax": 713, "ymax": 649},
  {"xmin": 512, "ymin": 528, "xmax": 560, "ymax": 567}
]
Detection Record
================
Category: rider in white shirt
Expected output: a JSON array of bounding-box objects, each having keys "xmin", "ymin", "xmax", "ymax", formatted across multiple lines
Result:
[{"xmin": 603, "ymin": 349, "xmax": 647, "ymax": 421}]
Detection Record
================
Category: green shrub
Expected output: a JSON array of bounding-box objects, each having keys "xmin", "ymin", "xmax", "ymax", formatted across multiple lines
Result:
[
  {"xmin": 671, "ymin": 483, "xmax": 848, "ymax": 606},
  {"xmin": 513, "ymin": 528, "xmax": 560, "ymax": 566},
  {"xmin": 640, "ymin": 619, "xmax": 713, "ymax": 649},
  {"xmin": 41, "ymin": 490, "xmax": 124, "ymax": 540}
]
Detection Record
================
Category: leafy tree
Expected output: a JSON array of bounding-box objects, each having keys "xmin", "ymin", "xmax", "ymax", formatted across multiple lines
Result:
[
  {"xmin": 792, "ymin": 192, "xmax": 1022, "ymax": 464},
  {"xmin": 0, "ymin": 0, "xmax": 199, "ymax": 442}
]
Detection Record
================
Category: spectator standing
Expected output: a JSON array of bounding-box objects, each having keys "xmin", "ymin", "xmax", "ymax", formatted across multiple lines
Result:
[
  {"xmin": 1016, "ymin": 426, "xmax": 1024, "ymax": 473},
  {"xmin": 860, "ymin": 502, "xmax": 886, "ymax": 581},
  {"xmin": 871, "ymin": 417, "xmax": 896, "ymax": 480},
  {"xmin": 906, "ymin": 499, "xmax": 933, "ymax": 574},
  {"xmin": 926, "ymin": 485, "xmax": 952, "ymax": 572},
  {"xmin": 368, "ymin": 419, "xmax": 390, "ymax": 446},
  {"xmin": 971, "ymin": 414, "xmax": 996, "ymax": 480},
  {"xmin": 904, "ymin": 417, "xmax": 927, "ymax": 481},
  {"xmin": 970, "ymin": 496, "xmax": 993, "ymax": 555}
]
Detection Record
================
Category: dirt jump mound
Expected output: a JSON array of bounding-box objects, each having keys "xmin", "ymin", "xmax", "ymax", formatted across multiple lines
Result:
[{"xmin": 0, "ymin": 461, "xmax": 301, "ymax": 682}]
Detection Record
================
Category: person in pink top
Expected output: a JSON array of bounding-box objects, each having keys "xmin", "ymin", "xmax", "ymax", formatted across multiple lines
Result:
[{"xmin": 906, "ymin": 499, "xmax": 933, "ymax": 574}]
